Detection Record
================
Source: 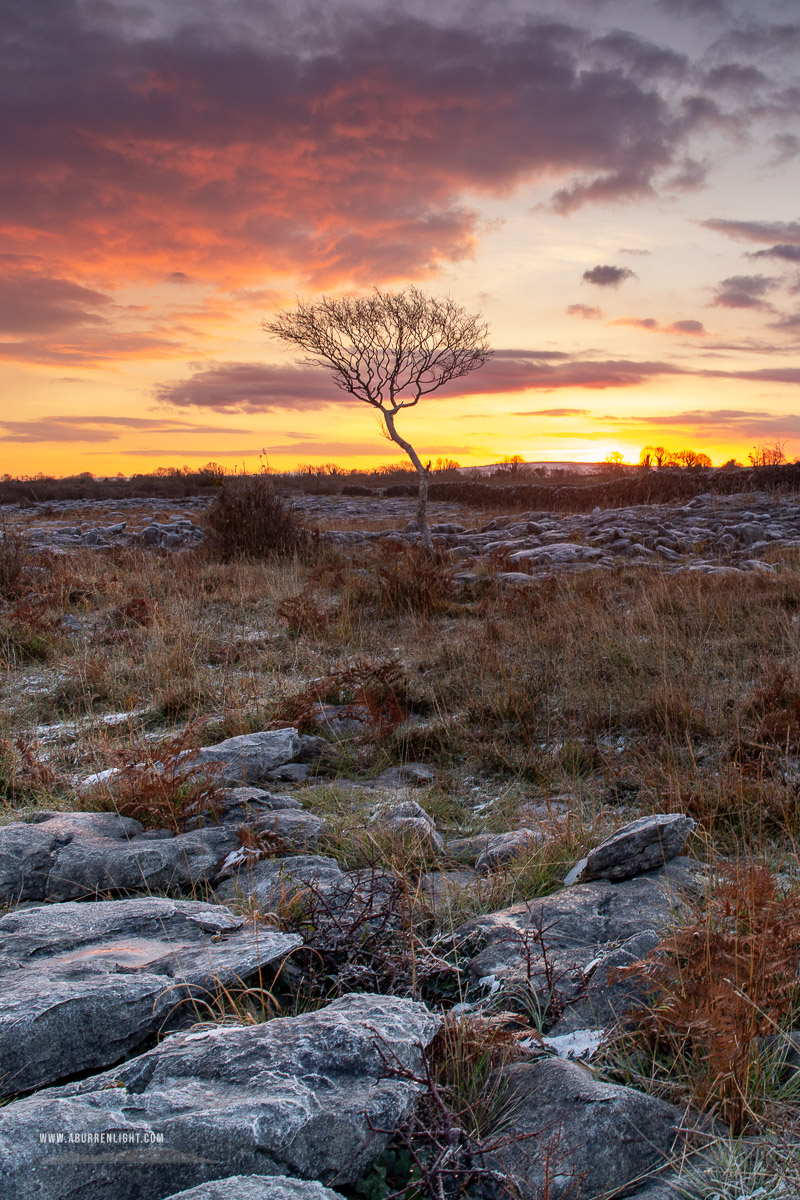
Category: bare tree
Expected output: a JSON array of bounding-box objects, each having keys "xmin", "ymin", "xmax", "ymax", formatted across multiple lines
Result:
[
  {"xmin": 263, "ymin": 287, "xmax": 491, "ymax": 548},
  {"xmin": 749, "ymin": 441, "xmax": 786, "ymax": 467}
]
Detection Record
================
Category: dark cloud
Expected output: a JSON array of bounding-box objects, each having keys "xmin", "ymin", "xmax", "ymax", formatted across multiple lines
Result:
[
  {"xmin": 658, "ymin": 0, "xmax": 730, "ymax": 15},
  {"xmin": 156, "ymin": 363, "xmax": 345, "ymax": 413},
  {"xmin": 157, "ymin": 351, "xmax": 685, "ymax": 412},
  {"xmin": 591, "ymin": 32, "xmax": 687, "ymax": 80},
  {"xmin": 714, "ymin": 23, "xmax": 800, "ymax": 59},
  {"xmin": 712, "ymin": 274, "xmax": 779, "ymax": 309},
  {"xmin": 703, "ymin": 63, "xmax": 768, "ymax": 92},
  {"xmin": 0, "ymin": 3, "xmax": 719, "ymax": 287},
  {"xmin": 0, "ymin": 415, "xmax": 242, "ymax": 443},
  {"xmin": 618, "ymin": 406, "xmax": 800, "ymax": 437},
  {"xmin": 619, "ymin": 248, "xmax": 650, "ymax": 256},
  {"xmin": 515, "ymin": 408, "xmax": 591, "ymax": 416},
  {"xmin": 666, "ymin": 157, "xmax": 710, "ymax": 191},
  {"xmin": 566, "ymin": 304, "xmax": 603, "ymax": 319},
  {"xmin": 770, "ymin": 133, "xmax": 800, "ymax": 164},
  {"xmin": 582, "ymin": 265, "xmax": 637, "ymax": 287},
  {"xmin": 769, "ymin": 311, "xmax": 800, "ymax": 331},
  {"xmin": 750, "ymin": 244, "xmax": 800, "ymax": 263},
  {"xmin": 667, "ymin": 319, "xmax": 706, "ymax": 334},
  {"xmin": 702, "ymin": 218, "xmax": 800, "ymax": 245},
  {"xmin": 0, "ymin": 271, "xmax": 110, "ymax": 335}
]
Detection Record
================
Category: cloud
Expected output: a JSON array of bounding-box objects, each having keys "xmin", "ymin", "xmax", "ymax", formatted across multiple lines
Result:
[
  {"xmin": 566, "ymin": 304, "xmax": 603, "ymax": 319},
  {"xmin": 514, "ymin": 408, "xmax": 591, "ymax": 417},
  {"xmin": 0, "ymin": 415, "xmax": 244, "ymax": 444},
  {"xmin": 613, "ymin": 317, "xmax": 659, "ymax": 330},
  {"xmin": 711, "ymin": 274, "xmax": 779, "ymax": 309},
  {"xmin": 702, "ymin": 218, "xmax": 800, "ymax": 245},
  {"xmin": 0, "ymin": 4, "xmax": 719, "ymax": 288},
  {"xmin": 658, "ymin": 0, "xmax": 730, "ymax": 15},
  {"xmin": 612, "ymin": 316, "xmax": 707, "ymax": 334},
  {"xmin": 156, "ymin": 362, "xmax": 347, "ymax": 413},
  {"xmin": 582, "ymin": 265, "xmax": 637, "ymax": 287},
  {"xmin": 703, "ymin": 64, "xmax": 768, "ymax": 93},
  {"xmin": 0, "ymin": 271, "xmax": 110, "ymax": 336},
  {"xmin": 749, "ymin": 244, "xmax": 800, "ymax": 263},
  {"xmin": 614, "ymin": 406, "xmax": 800, "ymax": 438},
  {"xmin": 668, "ymin": 319, "xmax": 706, "ymax": 334}
]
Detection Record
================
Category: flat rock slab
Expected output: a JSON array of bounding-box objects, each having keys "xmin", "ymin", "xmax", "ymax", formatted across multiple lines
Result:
[
  {"xmin": 0, "ymin": 993, "xmax": 440, "ymax": 1200},
  {"xmin": 566, "ymin": 813, "xmax": 695, "ymax": 884},
  {"xmin": 489, "ymin": 1057, "xmax": 684, "ymax": 1200},
  {"xmin": 461, "ymin": 859, "xmax": 700, "ymax": 1017},
  {"xmin": 193, "ymin": 729, "xmax": 301, "ymax": 786},
  {"xmin": 165, "ymin": 1176, "xmax": 346, "ymax": 1199},
  {"xmin": 216, "ymin": 854, "xmax": 394, "ymax": 917},
  {"xmin": 0, "ymin": 898, "xmax": 299, "ymax": 1096},
  {"xmin": 0, "ymin": 812, "xmax": 238, "ymax": 904}
]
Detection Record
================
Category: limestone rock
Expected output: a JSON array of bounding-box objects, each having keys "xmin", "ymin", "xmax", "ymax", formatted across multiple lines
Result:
[
  {"xmin": 164, "ymin": 1178, "xmax": 347, "ymax": 1200},
  {"xmin": 460, "ymin": 859, "xmax": 701, "ymax": 1012},
  {"xmin": 488, "ymin": 1057, "xmax": 684, "ymax": 1200},
  {"xmin": 475, "ymin": 829, "xmax": 543, "ymax": 872},
  {"xmin": 0, "ymin": 898, "xmax": 299, "ymax": 1095},
  {"xmin": 0, "ymin": 994, "xmax": 440, "ymax": 1200},
  {"xmin": 194, "ymin": 728, "xmax": 301, "ymax": 785},
  {"xmin": 375, "ymin": 800, "xmax": 443, "ymax": 853},
  {"xmin": 0, "ymin": 811, "xmax": 238, "ymax": 904},
  {"xmin": 566, "ymin": 813, "xmax": 695, "ymax": 885}
]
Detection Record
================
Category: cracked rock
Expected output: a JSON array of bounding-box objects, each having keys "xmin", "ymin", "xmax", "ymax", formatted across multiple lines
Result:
[
  {"xmin": 0, "ymin": 897, "xmax": 299, "ymax": 1096},
  {"xmin": 566, "ymin": 813, "xmax": 695, "ymax": 885},
  {"xmin": 164, "ymin": 1179, "xmax": 347, "ymax": 1200},
  {"xmin": 0, "ymin": 811, "xmax": 238, "ymax": 904},
  {"xmin": 0, "ymin": 993, "xmax": 440, "ymax": 1200}
]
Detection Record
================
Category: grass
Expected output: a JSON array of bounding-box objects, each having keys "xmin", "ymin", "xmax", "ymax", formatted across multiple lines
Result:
[
  {"xmin": 6, "ymin": 496, "xmax": 800, "ymax": 1181},
  {"xmin": 600, "ymin": 859, "xmax": 800, "ymax": 1134}
]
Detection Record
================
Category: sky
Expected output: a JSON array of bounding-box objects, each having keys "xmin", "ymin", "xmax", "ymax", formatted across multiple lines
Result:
[{"xmin": 2, "ymin": 0, "xmax": 800, "ymax": 476}]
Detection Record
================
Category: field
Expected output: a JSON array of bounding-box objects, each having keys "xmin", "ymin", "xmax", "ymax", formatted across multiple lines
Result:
[{"xmin": 3, "ymin": 483, "xmax": 800, "ymax": 1197}]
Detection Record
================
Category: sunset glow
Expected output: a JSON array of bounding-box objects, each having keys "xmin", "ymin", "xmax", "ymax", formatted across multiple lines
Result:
[{"xmin": 2, "ymin": 0, "xmax": 800, "ymax": 475}]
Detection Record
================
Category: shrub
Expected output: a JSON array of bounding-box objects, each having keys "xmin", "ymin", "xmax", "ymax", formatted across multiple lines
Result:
[
  {"xmin": 374, "ymin": 544, "xmax": 456, "ymax": 616},
  {"xmin": 607, "ymin": 861, "xmax": 800, "ymax": 1132},
  {"xmin": 0, "ymin": 515, "xmax": 28, "ymax": 599},
  {"xmin": 204, "ymin": 473, "xmax": 313, "ymax": 560},
  {"xmin": 80, "ymin": 727, "xmax": 224, "ymax": 831}
]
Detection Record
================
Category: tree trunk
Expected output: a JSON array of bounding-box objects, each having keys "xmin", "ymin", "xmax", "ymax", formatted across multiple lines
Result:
[{"xmin": 382, "ymin": 410, "xmax": 433, "ymax": 550}]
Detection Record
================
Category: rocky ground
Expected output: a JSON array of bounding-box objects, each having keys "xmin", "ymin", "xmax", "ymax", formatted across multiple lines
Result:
[
  {"xmin": 11, "ymin": 489, "xmax": 800, "ymax": 577},
  {"xmin": 2, "ymin": 490, "xmax": 800, "ymax": 1200}
]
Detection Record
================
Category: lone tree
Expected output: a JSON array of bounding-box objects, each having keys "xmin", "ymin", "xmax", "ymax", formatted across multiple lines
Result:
[{"xmin": 263, "ymin": 286, "xmax": 492, "ymax": 548}]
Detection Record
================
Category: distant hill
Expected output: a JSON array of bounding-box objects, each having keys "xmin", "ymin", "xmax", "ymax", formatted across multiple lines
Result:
[{"xmin": 458, "ymin": 461, "xmax": 608, "ymax": 476}]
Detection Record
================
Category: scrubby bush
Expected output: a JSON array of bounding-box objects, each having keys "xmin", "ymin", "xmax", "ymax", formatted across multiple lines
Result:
[{"xmin": 203, "ymin": 473, "xmax": 314, "ymax": 560}]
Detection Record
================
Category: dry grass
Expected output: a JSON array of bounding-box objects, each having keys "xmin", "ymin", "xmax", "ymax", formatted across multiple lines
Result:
[
  {"xmin": 2, "ymin": 515, "xmax": 800, "ymax": 861},
  {"xmin": 603, "ymin": 860, "xmax": 800, "ymax": 1133}
]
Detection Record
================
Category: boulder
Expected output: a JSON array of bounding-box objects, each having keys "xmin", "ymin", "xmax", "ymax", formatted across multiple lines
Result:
[
  {"xmin": 182, "ymin": 787, "xmax": 301, "ymax": 831},
  {"xmin": 375, "ymin": 800, "xmax": 443, "ymax": 853},
  {"xmin": 475, "ymin": 829, "xmax": 543, "ymax": 872},
  {"xmin": 194, "ymin": 728, "xmax": 301, "ymax": 785},
  {"xmin": 0, "ymin": 994, "xmax": 440, "ymax": 1200},
  {"xmin": 216, "ymin": 854, "xmax": 388, "ymax": 914},
  {"xmin": 460, "ymin": 859, "xmax": 701, "ymax": 1016},
  {"xmin": 0, "ymin": 811, "xmax": 238, "ymax": 904},
  {"xmin": 164, "ymin": 1179, "xmax": 347, "ymax": 1200},
  {"xmin": 488, "ymin": 1057, "xmax": 683, "ymax": 1200},
  {"xmin": 368, "ymin": 764, "xmax": 437, "ymax": 789},
  {"xmin": 0, "ymin": 898, "xmax": 299, "ymax": 1095},
  {"xmin": 566, "ymin": 814, "xmax": 695, "ymax": 885}
]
